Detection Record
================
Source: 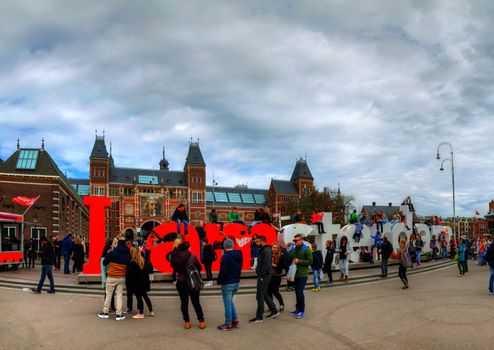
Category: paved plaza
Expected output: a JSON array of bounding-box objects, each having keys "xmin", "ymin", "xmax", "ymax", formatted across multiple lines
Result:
[{"xmin": 1, "ymin": 262, "xmax": 493, "ymax": 350}]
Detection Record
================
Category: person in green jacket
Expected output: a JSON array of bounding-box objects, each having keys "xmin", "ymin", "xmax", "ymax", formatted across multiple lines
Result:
[
  {"xmin": 348, "ymin": 210, "xmax": 358, "ymax": 224},
  {"xmin": 228, "ymin": 207, "xmax": 245, "ymax": 225},
  {"xmin": 287, "ymin": 234, "xmax": 313, "ymax": 319}
]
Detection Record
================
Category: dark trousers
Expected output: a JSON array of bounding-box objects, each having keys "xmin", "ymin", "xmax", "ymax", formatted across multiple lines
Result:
[
  {"xmin": 126, "ymin": 283, "xmax": 134, "ymax": 311},
  {"xmin": 458, "ymin": 261, "xmax": 467, "ymax": 275},
  {"xmin": 63, "ymin": 253, "xmax": 70, "ymax": 273},
  {"xmin": 326, "ymin": 267, "xmax": 333, "ymax": 282},
  {"xmin": 376, "ymin": 221, "xmax": 383, "ymax": 233},
  {"xmin": 204, "ymin": 263, "xmax": 213, "ymax": 281},
  {"xmin": 176, "ymin": 280, "xmax": 204, "ymax": 322},
  {"xmin": 136, "ymin": 292, "xmax": 153, "ymax": 314},
  {"xmin": 464, "ymin": 259, "xmax": 469, "ymax": 273},
  {"xmin": 268, "ymin": 275, "xmax": 284, "ymax": 307},
  {"xmin": 294, "ymin": 276, "xmax": 308, "ymax": 312},
  {"xmin": 53, "ymin": 253, "xmax": 61, "ymax": 269},
  {"xmin": 37, "ymin": 264, "xmax": 55, "ymax": 291},
  {"xmin": 315, "ymin": 222, "xmax": 325, "ymax": 234},
  {"xmin": 381, "ymin": 258, "xmax": 389, "ymax": 277},
  {"xmin": 28, "ymin": 255, "xmax": 35, "ymax": 268},
  {"xmin": 256, "ymin": 276, "xmax": 277, "ymax": 319},
  {"xmin": 398, "ymin": 265, "xmax": 408, "ymax": 284}
]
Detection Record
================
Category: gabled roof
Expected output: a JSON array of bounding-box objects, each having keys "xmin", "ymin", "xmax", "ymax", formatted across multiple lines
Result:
[
  {"xmin": 271, "ymin": 179, "xmax": 298, "ymax": 195},
  {"xmin": 185, "ymin": 142, "xmax": 205, "ymax": 166},
  {"xmin": 361, "ymin": 205, "xmax": 401, "ymax": 221},
  {"xmin": 90, "ymin": 136, "xmax": 109, "ymax": 159},
  {"xmin": 291, "ymin": 157, "xmax": 313, "ymax": 181},
  {"xmin": 109, "ymin": 167, "xmax": 187, "ymax": 187}
]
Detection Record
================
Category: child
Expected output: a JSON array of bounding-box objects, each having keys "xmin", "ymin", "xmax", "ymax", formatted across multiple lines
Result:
[
  {"xmin": 323, "ymin": 240, "xmax": 334, "ymax": 285},
  {"xmin": 311, "ymin": 243, "xmax": 323, "ymax": 291}
]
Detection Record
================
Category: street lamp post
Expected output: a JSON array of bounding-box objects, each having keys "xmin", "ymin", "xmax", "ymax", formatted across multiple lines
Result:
[
  {"xmin": 436, "ymin": 142, "xmax": 457, "ymax": 240},
  {"xmin": 211, "ymin": 170, "xmax": 218, "ymax": 209}
]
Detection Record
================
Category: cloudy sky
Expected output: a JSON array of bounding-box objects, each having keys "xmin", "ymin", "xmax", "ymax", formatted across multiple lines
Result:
[{"xmin": 1, "ymin": 0, "xmax": 493, "ymax": 217}]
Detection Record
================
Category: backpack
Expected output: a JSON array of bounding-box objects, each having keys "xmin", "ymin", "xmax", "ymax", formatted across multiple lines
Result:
[
  {"xmin": 401, "ymin": 250, "xmax": 412, "ymax": 268},
  {"xmin": 186, "ymin": 255, "xmax": 204, "ymax": 292}
]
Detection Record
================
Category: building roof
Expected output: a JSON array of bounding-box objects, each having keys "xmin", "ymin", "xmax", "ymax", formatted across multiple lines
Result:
[
  {"xmin": 361, "ymin": 204, "xmax": 401, "ymax": 220},
  {"xmin": 290, "ymin": 157, "xmax": 313, "ymax": 181},
  {"xmin": 205, "ymin": 185, "xmax": 268, "ymax": 208},
  {"xmin": 90, "ymin": 136, "xmax": 109, "ymax": 159},
  {"xmin": 185, "ymin": 142, "xmax": 205, "ymax": 166},
  {"xmin": 271, "ymin": 179, "xmax": 299, "ymax": 195},
  {"xmin": 109, "ymin": 167, "xmax": 187, "ymax": 187}
]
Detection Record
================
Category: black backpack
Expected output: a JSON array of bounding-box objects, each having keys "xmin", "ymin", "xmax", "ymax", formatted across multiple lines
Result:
[{"xmin": 186, "ymin": 254, "xmax": 204, "ymax": 292}]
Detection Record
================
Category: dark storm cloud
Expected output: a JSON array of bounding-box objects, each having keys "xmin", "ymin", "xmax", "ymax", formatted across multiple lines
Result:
[{"xmin": 1, "ymin": 0, "xmax": 493, "ymax": 217}]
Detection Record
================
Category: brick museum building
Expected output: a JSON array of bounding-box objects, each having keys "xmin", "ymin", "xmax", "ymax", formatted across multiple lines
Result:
[{"xmin": 1, "ymin": 134, "xmax": 316, "ymax": 241}]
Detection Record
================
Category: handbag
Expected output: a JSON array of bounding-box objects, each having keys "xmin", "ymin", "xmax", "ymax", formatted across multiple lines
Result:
[
  {"xmin": 286, "ymin": 264, "xmax": 297, "ymax": 282},
  {"xmin": 319, "ymin": 269, "xmax": 325, "ymax": 281},
  {"xmin": 402, "ymin": 251, "xmax": 412, "ymax": 268}
]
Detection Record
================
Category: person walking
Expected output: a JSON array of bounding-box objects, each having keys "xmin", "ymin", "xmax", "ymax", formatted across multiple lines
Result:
[
  {"xmin": 287, "ymin": 234, "xmax": 313, "ymax": 319},
  {"xmin": 127, "ymin": 247, "xmax": 154, "ymax": 319},
  {"xmin": 61, "ymin": 234, "xmax": 74, "ymax": 274},
  {"xmin": 380, "ymin": 236, "xmax": 393, "ymax": 278},
  {"xmin": 337, "ymin": 236, "xmax": 350, "ymax": 283},
  {"xmin": 71, "ymin": 237, "xmax": 85, "ymax": 273},
  {"xmin": 457, "ymin": 238, "xmax": 468, "ymax": 277},
  {"xmin": 172, "ymin": 204, "xmax": 189, "ymax": 235},
  {"xmin": 169, "ymin": 241, "xmax": 206, "ymax": 329},
  {"xmin": 216, "ymin": 239, "xmax": 243, "ymax": 331},
  {"xmin": 249, "ymin": 235, "xmax": 279, "ymax": 323},
  {"xmin": 268, "ymin": 242, "xmax": 285, "ymax": 311},
  {"xmin": 397, "ymin": 240, "xmax": 411, "ymax": 289},
  {"xmin": 31, "ymin": 237, "xmax": 55, "ymax": 294},
  {"xmin": 311, "ymin": 243, "xmax": 323, "ymax": 292},
  {"xmin": 53, "ymin": 235, "xmax": 62, "ymax": 270},
  {"xmin": 323, "ymin": 240, "xmax": 334, "ymax": 285},
  {"xmin": 98, "ymin": 240, "xmax": 130, "ymax": 321},
  {"xmin": 201, "ymin": 237, "xmax": 216, "ymax": 285}
]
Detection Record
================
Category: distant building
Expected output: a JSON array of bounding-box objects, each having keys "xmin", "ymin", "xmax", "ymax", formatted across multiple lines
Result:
[{"xmin": 0, "ymin": 140, "xmax": 89, "ymax": 249}]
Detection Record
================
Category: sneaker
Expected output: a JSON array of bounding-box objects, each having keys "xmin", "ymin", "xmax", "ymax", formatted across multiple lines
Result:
[
  {"xmin": 327, "ymin": 281, "xmax": 333, "ymax": 286},
  {"xmin": 132, "ymin": 314, "xmax": 144, "ymax": 319},
  {"xmin": 295, "ymin": 312, "xmax": 305, "ymax": 319},
  {"xmin": 489, "ymin": 291, "xmax": 494, "ymax": 296},
  {"xmin": 232, "ymin": 320, "xmax": 240, "ymax": 328},
  {"xmin": 172, "ymin": 281, "xmax": 177, "ymax": 285},
  {"xmin": 268, "ymin": 311, "xmax": 280, "ymax": 319},
  {"xmin": 199, "ymin": 321, "xmax": 206, "ymax": 329},
  {"xmin": 148, "ymin": 311, "xmax": 155, "ymax": 317},
  {"xmin": 184, "ymin": 322, "xmax": 192, "ymax": 329},
  {"xmin": 248, "ymin": 317, "xmax": 263, "ymax": 323},
  {"xmin": 47, "ymin": 290, "xmax": 55, "ymax": 294},
  {"xmin": 31, "ymin": 288, "xmax": 41, "ymax": 294},
  {"xmin": 115, "ymin": 314, "xmax": 126, "ymax": 321},
  {"xmin": 279, "ymin": 305, "xmax": 284, "ymax": 312},
  {"xmin": 124, "ymin": 308, "xmax": 132, "ymax": 314},
  {"xmin": 98, "ymin": 312, "xmax": 109, "ymax": 319},
  {"xmin": 289, "ymin": 309, "xmax": 299, "ymax": 315},
  {"xmin": 217, "ymin": 324, "xmax": 233, "ymax": 331}
]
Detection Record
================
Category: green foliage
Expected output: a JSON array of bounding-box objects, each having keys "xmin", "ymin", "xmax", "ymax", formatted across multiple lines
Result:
[{"xmin": 287, "ymin": 187, "xmax": 354, "ymax": 226}]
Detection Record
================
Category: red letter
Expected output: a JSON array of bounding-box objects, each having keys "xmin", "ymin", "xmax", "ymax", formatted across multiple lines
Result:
[{"xmin": 83, "ymin": 196, "xmax": 111, "ymax": 274}]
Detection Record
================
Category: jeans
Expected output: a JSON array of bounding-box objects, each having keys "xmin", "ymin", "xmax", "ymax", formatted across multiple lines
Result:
[
  {"xmin": 37, "ymin": 264, "xmax": 55, "ymax": 291},
  {"xmin": 221, "ymin": 283, "xmax": 239, "ymax": 326},
  {"xmin": 339, "ymin": 258, "xmax": 349, "ymax": 276},
  {"xmin": 232, "ymin": 220, "xmax": 245, "ymax": 225},
  {"xmin": 204, "ymin": 263, "xmax": 213, "ymax": 281},
  {"xmin": 313, "ymin": 269, "xmax": 321, "ymax": 288},
  {"xmin": 489, "ymin": 266, "xmax": 494, "ymax": 293},
  {"xmin": 176, "ymin": 280, "xmax": 204, "ymax": 322},
  {"xmin": 381, "ymin": 258, "xmax": 389, "ymax": 277},
  {"xmin": 268, "ymin": 275, "xmax": 284, "ymax": 306},
  {"xmin": 479, "ymin": 253, "xmax": 486, "ymax": 266},
  {"xmin": 441, "ymin": 247, "xmax": 447, "ymax": 259},
  {"xmin": 256, "ymin": 276, "xmax": 277, "ymax": 319},
  {"xmin": 294, "ymin": 276, "xmax": 308, "ymax": 312},
  {"xmin": 135, "ymin": 292, "xmax": 153, "ymax": 314},
  {"xmin": 315, "ymin": 222, "xmax": 325, "ymax": 234},
  {"xmin": 176, "ymin": 219, "xmax": 189, "ymax": 234},
  {"xmin": 415, "ymin": 250, "xmax": 422, "ymax": 265},
  {"xmin": 458, "ymin": 261, "xmax": 467, "ymax": 275},
  {"xmin": 103, "ymin": 277, "xmax": 125, "ymax": 315},
  {"xmin": 53, "ymin": 253, "xmax": 61, "ymax": 269},
  {"xmin": 376, "ymin": 221, "xmax": 383, "ymax": 233},
  {"xmin": 63, "ymin": 252, "xmax": 70, "ymax": 273},
  {"xmin": 398, "ymin": 264, "xmax": 408, "ymax": 284}
]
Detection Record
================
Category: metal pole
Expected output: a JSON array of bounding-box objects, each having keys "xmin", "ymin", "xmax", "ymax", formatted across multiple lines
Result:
[{"xmin": 451, "ymin": 151, "xmax": 456, "ymax": 240}]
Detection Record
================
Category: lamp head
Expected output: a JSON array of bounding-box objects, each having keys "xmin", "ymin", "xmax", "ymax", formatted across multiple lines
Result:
[
  {"xmin": 436, "ymin": 153, "xmax": 440, "ymax": 160},
  {"xmin": 440, "ymin": 167, "xmax": 444, "ymax": 171}
]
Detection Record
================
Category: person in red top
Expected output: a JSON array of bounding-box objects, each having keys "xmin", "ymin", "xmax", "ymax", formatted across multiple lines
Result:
[{"xmin": 312, "ymin": 210, "xmax": 326, "ymax": 234}]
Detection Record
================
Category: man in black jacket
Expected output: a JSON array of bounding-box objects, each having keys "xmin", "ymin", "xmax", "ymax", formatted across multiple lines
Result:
[
  {"xmin": 32, "ymin": 236, "xmax": 55, "ymax": 294},
  {"xmin": 380, "ymin": 236, "xmax": 393, "ymax": 278},
  {"xmin": 249, "ymin": 235, "xmax": 279, "ymax": 323}
]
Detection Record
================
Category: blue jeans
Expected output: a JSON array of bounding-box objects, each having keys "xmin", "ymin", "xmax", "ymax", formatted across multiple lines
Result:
[
  {"xmin": 489, "ymin": 266, "xmax": 494, "ymax": 293},
  {"xmin": 313, "ymin": 269, "xmax": 321, "ymax": 288},
  {"xmin": 63, "ymin": 252, "xmax": 70, "ymax": 274},
  {"xmin": 176, "ymin": 219, "xmax": 189, "ymax": 234},
  {"xmin": 37, "ymin": 264, "xmax": 55, "ymax": 291},
  {"xmin": 221, "ymin": 283, "xmax": 239, "ymax": 326},
  {"xmin": 441, "ymin": 247, "xmax": 447, "ymax": 259},
  {"xmin": 479, "ymin": 253, "xmax": 485, "ymax": 266},
  {"xmin": 294, "ymin": 276, "xmax": 308, "ymax": 312},
  {"xmin": 415, "ymin": 250, "xmax": 422, "ymax": 265},
  {"xmin": 339, "ymin": 258, "xmax": 349, "ymax": 276}
]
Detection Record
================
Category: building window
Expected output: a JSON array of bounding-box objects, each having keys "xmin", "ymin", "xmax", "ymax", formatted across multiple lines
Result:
[
  {"xmin": 31, "ymin": 227, "xmax": 47, "ymax": 251},
  {"xmin": 123, "ymin": 188, "xmax": 133, "ymax": 197},
  {"xmin": 192, "ymin": 192, "xmax": 203, "ymax": 203},
  {"xmin": 110, "ymin": 187, "xmax": 119, "ymax": 197},
  {"xmin": 16, "ymin": 149, "xmax": 40, "ymax": 169},
  {"xmin": 92, "ymin": 187, "xmax": 106, "ymax": 196}
]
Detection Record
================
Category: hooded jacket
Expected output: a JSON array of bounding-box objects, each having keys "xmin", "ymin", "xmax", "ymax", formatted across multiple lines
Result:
[
  {"xmin": 311, "ymin": 249, "xmax": 323, "ymax": 270},
  {"xmin": 61, "ymin": 236, "xmax": 74, "ymax": 254},
  {"xmin": 172, "ymin": 208, "xmax": 188, "ymax": 222},
  {"xmin": 40, "ymin": 241, "xmax": 54, "ymax": 265},
  {"xmin": 169, "ymin": 249, "xmax": 202, "ymax": 283},
  {"xmin": 256, "ymin": 245, "xmax": 272, "ymax": 278},
  {"xmin": 287, "ymin": 244, "xmax": 313, "ymax": 277},
  {"xmin": 217, "ymin": 250, "xmax": 243, "ymax": 285},
  {"xmin": 103, "ymin": 241, "xmax": 130, "ymax": 278}
]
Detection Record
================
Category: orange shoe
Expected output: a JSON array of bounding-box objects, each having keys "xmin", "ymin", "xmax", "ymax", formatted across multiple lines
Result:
[
  {"xmin": 184, "ymin": 322, "xmax": 192, "ymax": 329},
  {"xmin": 199, "ymin": 321, "xmax": 206, "ymax": 329},
  {"xmin": 344, "ymin": 276, "xmax": 349, "ymax": 283}
]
